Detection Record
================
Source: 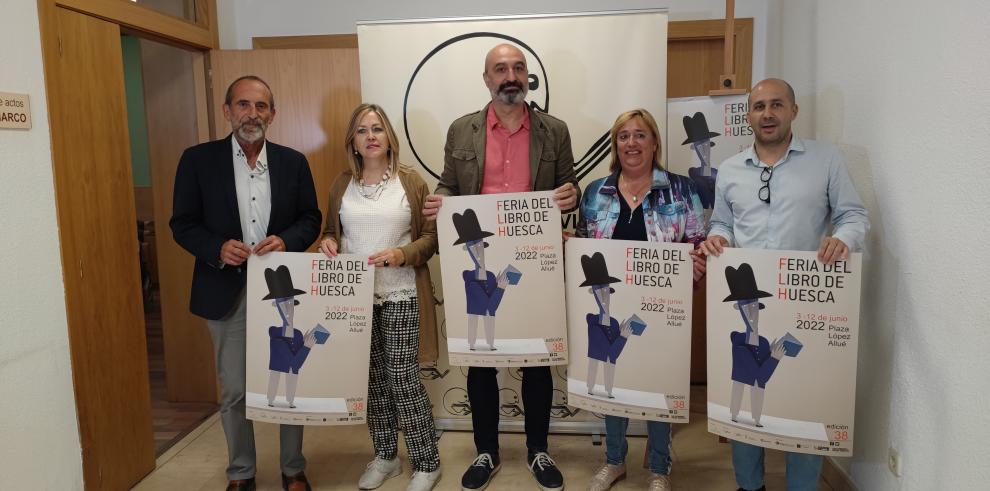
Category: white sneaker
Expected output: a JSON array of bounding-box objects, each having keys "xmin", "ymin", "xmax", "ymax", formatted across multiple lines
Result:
[
  {"xmin": 647, "ymin": 472, "xmax": 672, "ymax": 491},
  {"xmin": 359, "ymin": 456, "xmax": 401, "ymax": 490},
  {"xmin": 406, "ymin": 466, "xmax": 442, "ymax": 491},
  {"xmin": 588, "ymin": 463, "xmax": 625, "ymax": 491}
]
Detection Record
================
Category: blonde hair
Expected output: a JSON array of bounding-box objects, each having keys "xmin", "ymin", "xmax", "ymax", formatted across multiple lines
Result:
[
  {"xmin": 608, "ymin": 108, "xmax": 663, "ymax": 173},
  {"xmin": 344, "ymin": 103, "xmax": 401, "ymax": 178}
]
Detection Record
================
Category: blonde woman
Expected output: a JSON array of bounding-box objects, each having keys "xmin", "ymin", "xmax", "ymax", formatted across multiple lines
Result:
[
  {"xmin": 578, "ymin": 109, "xmax": 706, "ymax": 491},
  {"xmin": 320, "ymin": 104, "xmax": 440, "ymax": 491}
]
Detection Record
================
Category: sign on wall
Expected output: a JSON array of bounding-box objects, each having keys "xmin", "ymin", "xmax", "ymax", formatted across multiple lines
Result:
[
  {"xmin": 0, "ymin": 92, "xmax": 31, "ymax": 129},
  {"xmin": 706, "ymin": 248, "xmax": 861, "ymax": 456},
  {"xmin": 246, "ymin": 252, "xmax": 374, "ymax": 425},
  {"xmin": 564, "ymin": 238, "xmax": 694, "ymax": 422}
]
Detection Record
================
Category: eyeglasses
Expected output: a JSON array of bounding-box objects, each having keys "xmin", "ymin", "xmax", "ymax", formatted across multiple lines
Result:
[{"xmin": 758, "ymin": 166, "xmax": 773, "ymax": 203}]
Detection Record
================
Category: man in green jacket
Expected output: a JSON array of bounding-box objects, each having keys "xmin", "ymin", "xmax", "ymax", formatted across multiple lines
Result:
[{"xmin": 423, "ymin": 43, "xmax": 579, "ymax": 491}]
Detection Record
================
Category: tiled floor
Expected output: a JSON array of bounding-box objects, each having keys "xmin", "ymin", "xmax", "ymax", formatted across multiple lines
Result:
[{"xmin": 134, "ymin": 386, "xmax": 833, "ymax": 490}]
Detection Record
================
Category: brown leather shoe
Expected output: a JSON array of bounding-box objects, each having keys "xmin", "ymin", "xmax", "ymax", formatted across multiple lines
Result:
[
  {"xmin": 225, "ymin": 478, "xmax": 256, "ymax": 491},
  {"xmin": 282, "ymin": 471, "xmax": 312, "ymax": 491}
]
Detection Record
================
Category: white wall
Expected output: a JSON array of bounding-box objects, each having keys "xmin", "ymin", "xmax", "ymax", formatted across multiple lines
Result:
[
  {"xmin": 217, "ymin": 0, "xmax": 772, "ymax": 81},
  {"xmin": 0, "ymin": 2, "xmax": 84, "ymax": 489},
  {"xmin": 219, "ymin": 1, "xmax": 990, "ymax": 489},
  {"xmin": 776, "ymin": 1, "xmax": 990, "ymax": 489}
]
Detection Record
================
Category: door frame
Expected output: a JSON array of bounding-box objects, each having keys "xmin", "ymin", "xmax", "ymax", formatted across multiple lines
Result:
[{"xmin": 36, "ymin": 0, "xmax": 220, "ymax": 487}]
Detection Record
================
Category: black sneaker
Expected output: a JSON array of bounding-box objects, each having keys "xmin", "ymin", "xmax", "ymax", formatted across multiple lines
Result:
[
  {"xmin": 528, "ymin": 452, "xmax": 564, "ymax": 491},
  {"xmin": 737, "ymin": 487, "xmax": 766, "ymax": 491},
  {"xmin": 461, "ymin": 453, "xmax": 500, "ymax": 490}
]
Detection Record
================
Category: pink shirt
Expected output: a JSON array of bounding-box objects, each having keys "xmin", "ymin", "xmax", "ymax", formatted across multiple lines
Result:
[{"xmin": 481, "ymin": 105, "xmax": 531, "ymax": 194}]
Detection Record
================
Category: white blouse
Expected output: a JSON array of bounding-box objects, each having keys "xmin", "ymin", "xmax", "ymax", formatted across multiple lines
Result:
[{"xmin": 339, "ymin": 177, "xmax": 417, "ymax": 304}]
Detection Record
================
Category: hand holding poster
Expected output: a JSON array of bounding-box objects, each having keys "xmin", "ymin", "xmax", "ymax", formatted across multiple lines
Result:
[
  {"xmin": 706, "ymin": 248, "xmax": 861, "ymax": 455},
  {"xmin": 246, "ymin": 252, "xmax": 374, "ymax": 425},
  {"xmin": 437, "ymin": 191, "xmax": 567, "ymax": 367},
  {"xmin": 565, "ymin": 238, "xmax": 694, "ymax": 422}
]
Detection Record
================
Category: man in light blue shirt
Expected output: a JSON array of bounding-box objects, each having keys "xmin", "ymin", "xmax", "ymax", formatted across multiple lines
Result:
[{"xmin": 698, "ymin": 78, "xmax": 869, "ymax": 491}]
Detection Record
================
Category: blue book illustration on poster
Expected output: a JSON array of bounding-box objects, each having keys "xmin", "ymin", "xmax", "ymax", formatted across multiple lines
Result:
[
  {"xmin": 503, "ymin": 265, "xmax": 523, "ymax": 285},
  {"xmin": 628, "ymin": 314, "xmax": 647, "ymax": 336},
  {"xmin": 780, "ymin": 332, "xmax": 802, "ymax": 357},
  {"xmin": 314, "ymin": 324, "xmax": 331, "ymax": 345}
]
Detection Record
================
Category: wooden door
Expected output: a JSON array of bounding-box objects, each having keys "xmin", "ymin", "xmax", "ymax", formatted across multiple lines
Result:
[
  {"xmin": 44, "ymin": 7, "xmax": 156, "ymax": 488},
  {"xmin": 209, "ymin": 48, "xmax": 363, "ymax": 223},
  {"xmin": 140, "ymin": 39, "xmax": 218, "ymax": 402},
  {"xmin": 668, "ymin": 18, "xmax": 754, "ymax": 98}
]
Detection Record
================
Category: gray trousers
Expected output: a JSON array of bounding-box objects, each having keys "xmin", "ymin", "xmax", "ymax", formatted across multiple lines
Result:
[{"xmin": 207, "ymin": 291, "xmax": 306, "ymax": 480}]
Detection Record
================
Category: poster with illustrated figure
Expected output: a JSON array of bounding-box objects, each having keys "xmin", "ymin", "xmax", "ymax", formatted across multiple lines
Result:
[
  {"xmin": 706, "ymin": 248, "xmax": 862, "ymax": 456},
  {"xmin": 564, "ymin": 238, "xmax": 694, "ymax": 422},
  {"xmin": 246, "ymin": 252, "xmax": 374, "ymax": 425},
  {"xmin": 666, "ymin": 94, "xmax": 752, "ymax": 209},
  {"xmin": 437, "ymin": 191, "xmax": 567, "ymax": 367}
]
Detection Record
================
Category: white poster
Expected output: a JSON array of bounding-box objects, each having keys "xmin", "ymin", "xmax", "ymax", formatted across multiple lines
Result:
[
  {"xmin": 246, "ymin": 252, "xmax": 374, "ymax": 425},
  {"xmin": 437, "ymin": 192, "xmax": 566, "ymax": 367},
  {"xmin": 706, "ymin": 249, "xmax": 861, "ymax": 456},
  {"xmin": 666, "ymin": 94, "xmax": 752, "ymax": 209},
  {"xmin": 565, "ymin": 238, "xmax": 693, "ymax": 422}
]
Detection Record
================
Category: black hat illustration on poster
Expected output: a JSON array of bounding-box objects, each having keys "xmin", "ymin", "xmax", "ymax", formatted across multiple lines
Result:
[
  {"xmin": 681, "ymin": 111, "xmax": 721, "ymax": 146},
  {"xmin": 452, "ymin": 208, "xmax": 494, "ymax": 246},
  {"xmin": 722, "ymin": 263, "xmax": 772, "ymax": 307},
  {"xmin": 262, "ymin": 265, "xmax": 305, "ymax": 304},
  {"xmin": 579, "ymin": 252, "xmax": 622, "ymax": 289}
]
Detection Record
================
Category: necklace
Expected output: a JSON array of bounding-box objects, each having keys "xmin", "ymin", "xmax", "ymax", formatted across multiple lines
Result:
[
  {"xmin": 620, "ymin": 174, "xmax": 651, "ymax": 203},
  {"xmin": 620, "ymin": 174, "xmax": 651, "ymax": 224},
  {"xmin": 357, "ymin": 166, "xmax": 391, "ymax": 201}
]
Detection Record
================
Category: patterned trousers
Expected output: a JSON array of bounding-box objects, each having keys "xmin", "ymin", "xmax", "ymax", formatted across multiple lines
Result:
[{"xmin": 367, "ymin": 299, "xmax": 440, "ymax": 472}]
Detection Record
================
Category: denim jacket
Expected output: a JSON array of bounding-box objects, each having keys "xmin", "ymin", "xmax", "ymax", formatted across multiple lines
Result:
[{"xmin": 576, "ymin": 167, "xmax": 706, "ymax": 246}]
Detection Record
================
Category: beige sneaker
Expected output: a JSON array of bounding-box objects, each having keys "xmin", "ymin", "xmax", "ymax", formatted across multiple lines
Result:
[
  {"xmin": 588, "ymin": 463, "xmax": 626, "ymax": 491},
  {"xmin": 647, "ymin": 472, "xmax": 672, "ymax": 491},
  {"xmin": 358, "ymin": 456, "xmax": 401, "ymax": 490},
  {"xmin": 406, "ymin": 466, "xmax": 442, "ymax": 491}
]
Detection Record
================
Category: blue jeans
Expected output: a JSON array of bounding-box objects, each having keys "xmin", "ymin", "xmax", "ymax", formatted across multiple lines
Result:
[
  {"xmin": 731, "ymin": 440, "xmax": 823, "ymax": 491},
  {"xmin": 604, "ymin": 416, "xmax": 672, "ymax": 474}
]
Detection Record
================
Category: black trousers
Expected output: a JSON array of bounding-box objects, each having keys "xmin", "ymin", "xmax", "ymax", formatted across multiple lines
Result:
[{"xmin": 467, "ymin": 366, "xmax": 553, "ymax": 456}]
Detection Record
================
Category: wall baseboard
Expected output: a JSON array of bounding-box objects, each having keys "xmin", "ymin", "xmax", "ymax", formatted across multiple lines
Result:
[{"xmin": 823, "ymin": 457, "xmax": 858, "ymax": 491}]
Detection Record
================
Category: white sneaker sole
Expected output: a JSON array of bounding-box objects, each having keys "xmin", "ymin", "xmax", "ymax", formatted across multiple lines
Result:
[
  {"xmin": 531, "ymin": 469, "xmax": 564, "ymax": 491},
  {"xmin": 534, "ymin": 481, "xmax": 564, "ymax": 491},
  {"xmin": 407, "ymin": 471, "xmax": 442, "ymax": 491},
  {"xmin": 359, "ymin": 466, "xmax": 402, "ymax": 490}
]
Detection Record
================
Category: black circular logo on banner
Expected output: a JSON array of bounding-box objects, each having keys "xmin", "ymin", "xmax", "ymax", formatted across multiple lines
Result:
[
  {"xmin": 403, "ymin": 32, "xmax": 551, "ymax": 179},
  {"xmin": 550, "ymin": 388, "xmax": 581, "ymax": 419},
  {"xmin": 442, "ymin": 387, "xmax": 472, "ymax": 416},
  {"xmin": 498, "ymin": 387, "xmax": 524, "ymax": 417}
]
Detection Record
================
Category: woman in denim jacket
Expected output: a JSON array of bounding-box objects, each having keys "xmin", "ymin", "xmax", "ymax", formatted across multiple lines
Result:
[{"xmin": 578, "ymin": 109, "xmax": 706, "ymax": 491}]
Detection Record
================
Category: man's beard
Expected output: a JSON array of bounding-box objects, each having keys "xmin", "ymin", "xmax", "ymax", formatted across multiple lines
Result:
[
  {"xmin": 493, "ymin": 81, "xmax": 527, "ymax": 105},
  {"xmin": 235, "ymin": 118, "xmax": 267, "ymax": 143},
  {"xmin": 754, "ymin": 120, "xmax": 789, "ymax": 146}
]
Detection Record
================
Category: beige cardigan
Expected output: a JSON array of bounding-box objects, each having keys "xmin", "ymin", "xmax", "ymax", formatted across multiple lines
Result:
[{"xmin": 321, "ymin": 164, "xmax": 439, "ymax": 362}]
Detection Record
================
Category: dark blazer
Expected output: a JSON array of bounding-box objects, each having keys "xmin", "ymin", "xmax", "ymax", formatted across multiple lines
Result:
[{"xmin": 170, "ymin": 135, "xmax": 322, "ymax": 320}]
